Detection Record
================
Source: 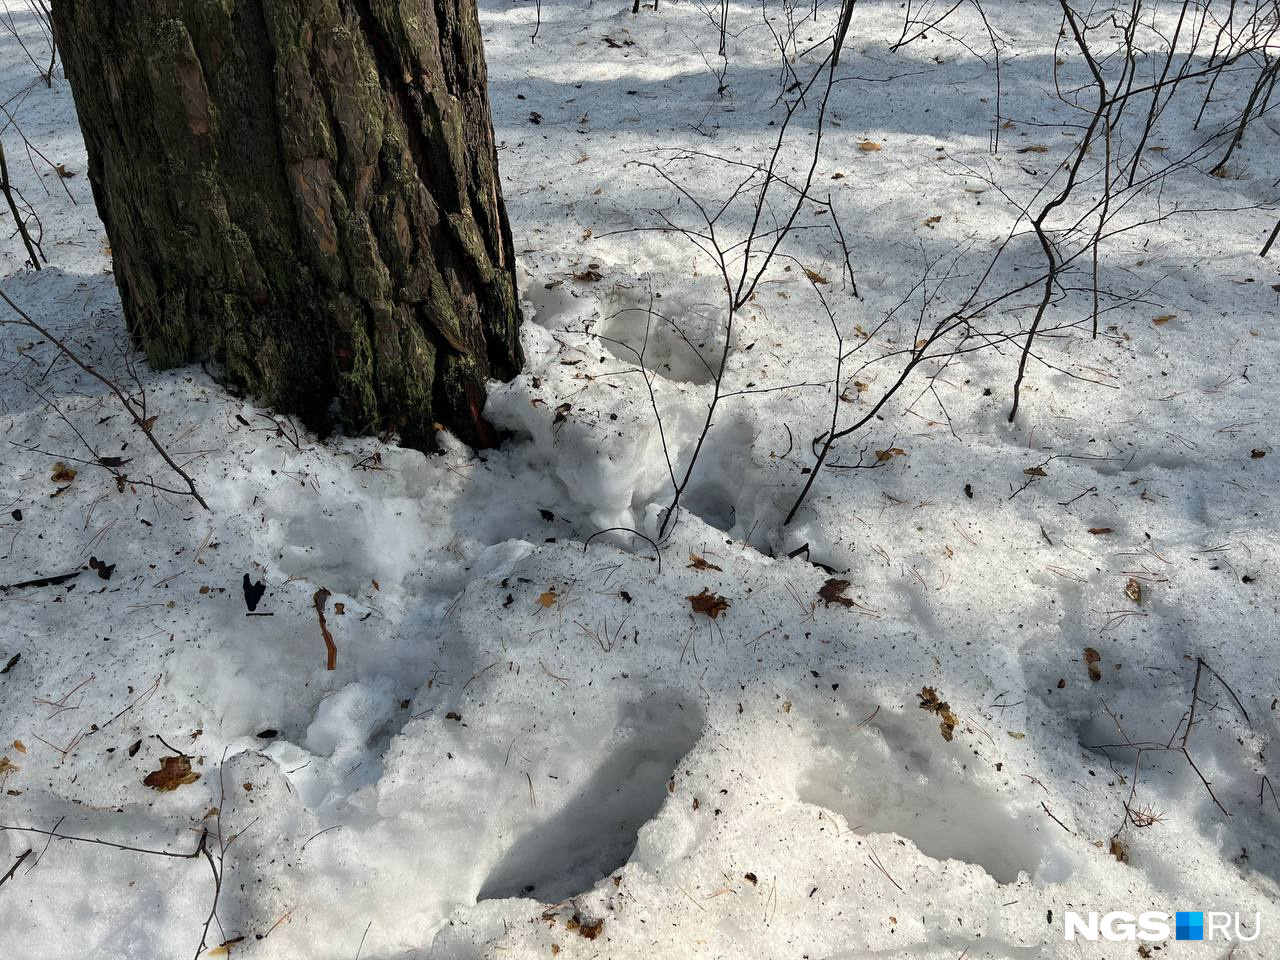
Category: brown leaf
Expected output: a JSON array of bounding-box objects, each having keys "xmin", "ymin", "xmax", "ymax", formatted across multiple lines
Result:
[
  {"xmin": 1152, "ymin": 314, "xmax": 1175, "ymax": 326},
  {"xmin": 572, "ymin": 268, "xmax": 603, "ymax": 283},
  {"xmin": 1124, "ymin": 578, "xmax": 1143, "ymax": 604},
  {"xmin": 687, "ymin": 587, "xmax": 730, "ymax": 620},
  {"xmin": 1109, "ymin": 836, "xmax": 1129, "ymax": 863},
  {"xmin": 1083, "ymin": 646, "xmax": 1102, "ymax": 682},
  {"xmin": 50, "ymin": 462, "xmax": 77, "ymax": 484},
  {"xmin": 553, "ymin": 402, "xmax": 572, "ymax": 425},
  {"xmin": 874, "ymin": 447, "xmax": 906, "ymax": 462},
  {"xmin": 567, "ymin": 915, "xmax": 605, "ymax": 939},
  {"xmin": 537, "ymin": 587, "xmax": 558, "ymax": 608},
  {"xmin": 804, "ymin": 268, "xmax": 830, "ymax": 285},
  {"xmin": 923, "ymin": 215, "xmax": 942, "ymax": 227},
  {"xmin": 818, "ymin": 578, "xmax": 855, "ymax": 608},
  {"xmin": 1023, "ymin": 466, "xmax": 1048, "ymax": 477},
  {"xmin": 12, "ymin": 740, "xmax": 25, "ymax": 754},
  {"xmin": 687, "ymin": 554, "xmax": 722, "ymax": 572},
  {"xmin": 1087, "ymin": 527, "xmax": 1113, "ymax": 535},
  {"xmin": 55, "ymin": 163, "xmax": 75, "ymax": 179},
  {"xmin": 314, "ymin": 587, "xmax": 337, "ymax": 671},
  {"xmin": 143, "ymin": 755, "xmax": 201, "ymax": 792},
  {"xmin": 918, "ymin": 686, "xmax": 959, "ymax": 741},
  {"xmin": 1017, "ymin": 144, "xmax": 1049, "ymax": 153},
  {"xmin": 857, "ymin": 140, "xmax": 882, "ymax": 152},
  {"xmin": 1251, "ymin": 449, "xmax": 1266, "ymax": 459}
]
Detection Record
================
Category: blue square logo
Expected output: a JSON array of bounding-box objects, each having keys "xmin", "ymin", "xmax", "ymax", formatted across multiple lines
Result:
[{"xmin": 1176, "ymin": 911, "xmax": 1204, "ymax": 941}]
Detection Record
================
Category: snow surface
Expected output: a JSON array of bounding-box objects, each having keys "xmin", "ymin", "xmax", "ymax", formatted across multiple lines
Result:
[{"xmin": 1, "ymin": 1, "xmax": 1279, "ymax": 958}]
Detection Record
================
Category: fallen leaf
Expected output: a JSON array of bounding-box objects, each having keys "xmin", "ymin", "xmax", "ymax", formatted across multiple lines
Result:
[
  {"xmin": 687, "ymin": 554, "xmax": 722, "ymax": 572},
  {"xmin": 1084, "ymin": 646, "xmax": 1102, "ymax": 682},
  {"xmin": 1023, "ymin": 466, "xmax": 1048, "ymax": 477},
  {"xmin": 1109, "ymin": 836, "xmax": 1129, "ymax": 863},
  {"xmin": 1124, "ymin": 578, "xmax": 1142, "ymax": 604},
  {"xmin": 818, "ymin": 578, "xmax": 855, "ymax": 608},
  {"xmin": 856, "ymin": 140, "xmax": 882, "ymax": 152},
  {"xmin": 687, "ymin": 587, "xmax": 730, "ymax": 619},
  {"xmin": 12, "ymin": 740, "xmax": 25, "ymax": 753},
  {"xmin": 89, "ymin": 556, "xmax": 115, "ymax": 580},
  {"xmin": 0, "ymin": 756, "xmax": 17, "ymax": 777},
  {"xmin": 313, "ymin": 588, "xmax": 337, "ymax": 671},
  {"xmin": 572, "ymin": 268, "xmax": 603, "ymax": 283},
  {"xmin": 567, "ymin": 914, "xmax": 605, "ymax": 939},
  {"xmin": 874, "ymin": 447, "xmax": 906, "ymax": 462},
  {"xmin": 537, "ymin": 588, "xmax": 558, "ymax": 607},
  {"xmin": 1152, "ymin": 314, "xmax": 1175, "ymax": 325},
  {"xmin": 55, "ymin": 163, "xmax": 75, "ymax": 178},
  {"xmin": 50, "ymin": 462, "xmax": 77, "ymax": 485},
  {"xmin": 804, "ymin": 268, "xmax": 830, "ymax": 284},
  {"xmin": 143, "ymin": 755, "xmax": 200, "ymax": 792},
  {"xmin": 1017, "ymin": 144, "xmax": 1049, "ymax": 153},
  {"xmin": 1088, "ymin": 527, "xmax": 1113, "ymax": 535},
  {"xmin": 1251, "ymin": 449, "xmax": 1265, "ymax": 459},
  {"xmin": 923, "ymin": 215, "xmax": 941, "ymax": 227},
  {"xmin": 918, "ymin": 686, "xmax": 958, "ymax": 742}
]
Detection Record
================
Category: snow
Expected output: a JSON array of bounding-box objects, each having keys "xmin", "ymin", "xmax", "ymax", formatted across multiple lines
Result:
[{"xmin": 2, "ymin": 1, "xmax": 1279, "ymax": 958}]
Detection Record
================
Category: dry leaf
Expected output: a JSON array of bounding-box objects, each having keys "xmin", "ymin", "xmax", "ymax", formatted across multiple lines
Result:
[
  {"xmin": 804, "ymin": 268, "xmax": 830, "ymax": 285},
  {"xmin": 1083, "ymin": 646, "xmax": 1102, "ymax": 682},
  {"xmin": 12, "ymin": 740, "xmax": 25, "ymax": 754},
  {"xmin": 1152, "ymin": 314, "xmax": 1175, "ymax": 325},
  {"xmin": 687, "ymin": 554, "xmax": 722, "ymax": 572},
  {"xmin": 918, "ymin": 686, "xmax": 958, "ymax": 741},
  {"xmin": 0, "ymin": 756, "xmax": 17, "ymax": 777},
  {"xmin": 572, "ymin": 268, "xmax": 603, "ymax": 283},
  {"xmin": 1088, "ymin": 527, "xmax": 1113, "ymax": 535},
  {"xmin": 1023, "ymin": 466, "xmax": 1048, "ymax": 477},
  {"xmin": 1109, "ymin": 837, "xmax": 1130, "ymax": 863},
  {"xmin": 143, "ymin": 755, "xmax": 201, "ymax": 792},
  {"xmin": 1124, "ymin": 578, "xmax": 1143, "ymax": 604},
  {"xmin": 818, "ymin": 578, "xmax": 855, "ymax": 608},
  {"xmin": 687, "ymin": 587, "xmax": 730, "ymax": 619},
  {"xmin": 537, "ymin": 587, "xmax": 558, "ymax": 608},
  {"xmin": 567, "ymin": 915, "xmax": 605, "ymax": 939},
  {"xmin": 50, "ymin": 462, "xmax": 77, "ymax": 484},
  {"xmin": 874, "ymin": 447, "xmax": 906, "ymax": 462},
  {"xmin": 856, "ymin": 140, "xmax": 882, "ymax": 152},
  {"xmin": 1017, "ymin": 144, "xmax": 1049, "ymax": 153},
  {"xmin": 923, "ymin": 215, "xmax": 941, "ymax": 228}
]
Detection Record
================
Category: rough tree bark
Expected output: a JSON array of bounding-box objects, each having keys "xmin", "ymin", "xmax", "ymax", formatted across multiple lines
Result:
[{"xmin": 51, "ymin": 0, "xmax": 522, "ymax": 449}]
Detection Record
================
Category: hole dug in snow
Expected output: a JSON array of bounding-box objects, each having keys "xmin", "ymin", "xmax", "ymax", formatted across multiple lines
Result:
[
  {"xmin": 477, "ymin": 694, "xmax": 703, "ymax": 903},
  {"xmin": 799, "ymin": 710, "xmax": 1071, "ymax": 885},
  {"xmin": 597, "ymin": 295, "xmax": 729, "ymax": 386}
]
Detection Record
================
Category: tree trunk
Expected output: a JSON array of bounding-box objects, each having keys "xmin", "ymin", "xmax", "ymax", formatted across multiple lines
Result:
[{"xmin": 51, "ymin": 0, "xmax": 522, "ymax": 450}]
